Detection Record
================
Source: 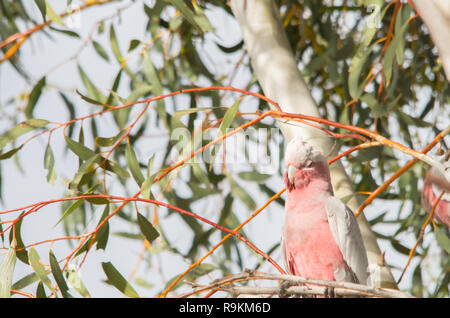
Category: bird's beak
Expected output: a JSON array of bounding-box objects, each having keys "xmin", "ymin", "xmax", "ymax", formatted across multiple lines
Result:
[{"xmin": 287, "ymin": 165, "xmax": 298, "ymax": 184}]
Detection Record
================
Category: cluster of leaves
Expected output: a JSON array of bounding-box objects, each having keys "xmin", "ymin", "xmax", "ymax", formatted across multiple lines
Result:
[{"xmin": 0, "ymin": 0, "xmax": 449, "ymax": 297}]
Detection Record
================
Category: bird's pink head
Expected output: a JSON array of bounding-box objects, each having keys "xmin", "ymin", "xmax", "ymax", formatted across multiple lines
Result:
[{"xmin": 284, "ymin": 136, "xmax": 331, "ymax": 191}]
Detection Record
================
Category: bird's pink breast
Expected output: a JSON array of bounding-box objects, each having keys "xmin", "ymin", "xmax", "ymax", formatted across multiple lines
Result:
[{"xmin": 283, "ymin": 184, "xmax": 349, "ymax": 281}]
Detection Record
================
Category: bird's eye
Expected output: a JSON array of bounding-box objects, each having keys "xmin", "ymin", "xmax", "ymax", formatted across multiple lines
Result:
[{"xmin": 306, "ymin": 160, "xmax": 312, "ymax": 167}]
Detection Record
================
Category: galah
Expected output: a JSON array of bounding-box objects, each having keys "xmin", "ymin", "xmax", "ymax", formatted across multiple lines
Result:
[
  {"xmin": 282, "ymin": 137, "xmax": 369, "ymax": 285},
  {"xmin": 420, "ymin": 163, "xmax": 450, "ymax": 228}
]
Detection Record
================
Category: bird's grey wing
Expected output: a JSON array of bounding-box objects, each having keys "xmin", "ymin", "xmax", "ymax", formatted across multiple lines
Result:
[{"xmin": 325, "ymin": 196, "xmax": 369, "ymax": 285}]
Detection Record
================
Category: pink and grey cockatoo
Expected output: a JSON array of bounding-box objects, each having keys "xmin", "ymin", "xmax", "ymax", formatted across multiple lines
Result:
[
  {"xmin": 420, "ymin": 160, "xmax": 450, "ymax": 227},
  {"xmin": 282, "ymin": 137, "xmax": 369, "ymax": 285}
]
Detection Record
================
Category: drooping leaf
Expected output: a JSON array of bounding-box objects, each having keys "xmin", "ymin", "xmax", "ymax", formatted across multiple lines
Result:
[
  {"xmin": 142, "ymin": 53, "xmax": 166, "ymax": 126},
  {"xmin": 36, "ymin": 281, "xmax": 46, "ymax": 298},
  {"xmin": 383, "ymin": 22, "xmax": 409, "ymax": 84},
  {"xmin": 44, "ymin": 144, "xmax": 56, "ymax": 184},
  {"xmin": 0, "ymin": 119, "xmax": 49, "ymax": 152},
  {"xmin": 140, "ymin": 155, "xmax": 156, "ymax": 200},
  {"xmin": 34, "ymin": 0, "xmax": 47, "ymax": 22},
  {"xmin": 0, "ymin": 246, "xmax": 16, "ymax": 298},
  {"xmin": 109, "ymin": 24, "xmax": 123, "ymax": 64},
  {"xmin": 28, "ymin": 248, "xmax": 55, "ymax": 293},
  {"xmin": 64, "ymin": 136, "xmax": 130, "ymax": 179},
  {"xmin": 78, "ymin": 66, "xmax": 106, "ymax": 103},
  {"xmin": 70, "ymin": 154, "xmax": 100, "ymax": 190},
  {"xmin": 95, "ymin": 204, "xmax": 110, "ymax": 250},
  {"xmin": 12, "ymin": 272, "xmax": 40, "ymax": 291},
  {"xmin": 0, "ymin": 145, "xmax": 23, "ymax": 160},
  {"xmin": 229, "ymin": 177, "xmax": 256, "ymax": 210},
  {"xmin": 92, "ymin": 40, "xmax": 110, "ymax": 62},
  {"xmin": 48, "ymin": 26, "xmax": 80, "ymax": 38},
  {"xmin": 8, "ymin": 214, "xmax": 28, "ymax": 264},
  {"xmin": 210, "ymin": 100, "xmax": 240, "ymax": 167},
  {"xmin": 67, "ymin": 269, "xmax": 91, "ymax": 298},
  {"xmin": 125, "ymin": 142, "xmax": 145, "ymax": 187},
  {"xmin": 435, "ymin": 227, "xmax": 450, "ymax": 254},
  {"xmin": 165, "ymin": 263, "xmax": 216, "ymax": 291},
  {"xmin": 56, "ymin": 199, "xmax": 85, "ymax": 226}
]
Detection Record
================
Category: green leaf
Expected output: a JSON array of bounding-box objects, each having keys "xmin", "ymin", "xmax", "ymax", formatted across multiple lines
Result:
[
  {"xmin": 219, "ymin": 100, "xmax": 240, "ymax": 135},
  {"xmin": 395, "ymin": 109, "xmax": 432, "ymax": 128},
  {"xmin": 229, "ymin": 177, "xmax": 256, "ymax": 210},
  {"xmin": 56, "ymin": 199, "xmax": 85, "ymax": 226},
  {"xmin": 34, "ymin": 0, "xmax": 46, "ymax": 22},
  {"xmin": 348, "ymin": 42, "xmax": 377, "ymax": 99},
  {"xmin": 174, "ymin": 106, "xmax": 221, "ymax": 116},
  {"xmin": 106, "ymin": 70, "xmax": 123, "ymax": 106},
  {"xmin": 216, "ymin": 40, "xmax": 244, "ymax": 53},
  {"xmin": 109, "ymin": 24, "xmax": 123, "ymax": 64},
  {"xmin": 140, "ymin": 155, "xmax": 156, "ymax": 200},
  {"xmin": 394, "ymin": 4, "xmax": 413, "ymax": 66},
  {"xmin": 65, "ymin": 136, "xmax": 130, "ymax": 179},
  {"xmin": 128, "ymin": 39, "xmax": 141, "ymax": 52},
  {"xmin": 92, "ymin": 40, "xmax": 110, "ymax": 61},
  {"xmin": 360, "ymin": 94, "xmax": 389, "ymax": 118},
  {"xmin": 435, "ymin": 227, "xmax": 450, "ymax": 254},
  {"xmin": 237, "ymin": 171, "xmax": 271, "ymax": 182},
  {"xmin": 85, "ymin": 196, "xmax": 109, "ymax": 205},
  {"xmin": 192, "ymin": 4, "xmax": 213, "ymax": 32},
  {"xmin": 75, "ymin": 89, "xmax": 104, "ymax": 106},
  {"xmin": 28, "ymin": 248, "xmax": 55, "ymax": 293},
  {"xmin": 77, "ymin": 66, "xmax": 106, "ymax": 103},
  {"xmin": 165, "ymin": 264, "xmax": 216, "ymax": 291},
  {"xmin": 166, "ymin": 0, "xmax": 210, "ymax": 32},
  {"xmin": 48, "ymin": 26, "xmax": 80, "ymax": 38},
  {"xmin": 362, "ymin": 2, "xmax": 390, "ymax": 46},
  {"xmin": 70, "ymin": 154, "xmax": 100, "ymax": 190},
  {"xmin": 126, "ymin": 142, "xmax": 145, "ymax": 187},
  {"xmin": 8, "ymin": 214, "xmax": 28, "ymax": 264},
  {"xmin": 101, "ymin": 262, "xmax": 139, "ymax": 298},
  {"xmin": 12, "ymin": 272, "xmax": 39, "ymax": 291},
  {"xmin": 210, "ymin": 100, "xmax": 240, "ymax": 167},
  {"xmin": 0, "ymin": 145, "xmax": 23, "ymax": 160},
  {"xmin": 95, "ymin": 205, "xmax": 110, "ymax": 250},
  {"xmin": 137, "ymin": 212, "xmax": 160, "ymax": 243},
  {"xmin": 49, "ymin": 250, "xmax": 71, "ymax": 298},
  {"xmin": 36, "ymin": 281, "xmax": 47, "ymax": 298},
  {"xmin": 44, "ymin": 144, "xmax": 56, "ymax": 184},
  {"xmin": 383, "ymin": 22, "xmax": 409, "ymax": 84},
  {"xmin": 67, "ymin": 269, "xmax": 90, "ymax": 298},
  {"xmin": 143, "ymin": 53, "xmax": 166, "ymax": 126},
  {"xmin": 0, "ymin": 119, "xmax": 49, "ymax": 152},
  {"xmin": 0, "ymin": 245, "xmax": 16, "ymax": 298}
]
